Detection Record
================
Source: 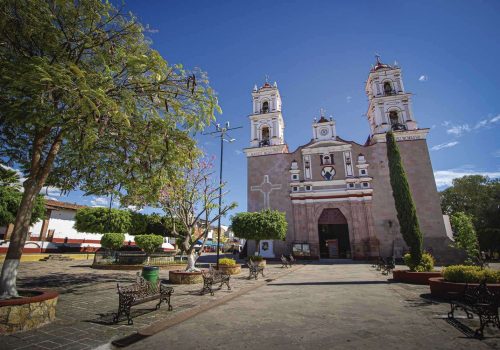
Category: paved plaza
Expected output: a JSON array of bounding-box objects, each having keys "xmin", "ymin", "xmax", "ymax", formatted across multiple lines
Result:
[{"xmin": 1, "ymin": 259, "xmax": 499, "ymax": 349}]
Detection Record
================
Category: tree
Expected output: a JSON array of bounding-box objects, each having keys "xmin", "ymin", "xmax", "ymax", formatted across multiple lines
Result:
[
  {"xmin": 231, "ymin": 209, "xmax": 288, "ymax": 254},
  {"xmin": 0, "ymin": 166, "xmax": 45, "ymax": 227},
  {"xmin": 450, "ymin": 212, "xmax": 481, "ymax": 266},
  {"xmin": 386, "ymin": 132, "xmax": 423, "ymax": 267},
  {"xmin": 74, "ymin": 207, "xmax": 131, "ymax": 233},
  {"xmin": 441, "ymin": 176, "xmax": 500, "ymax": 251},
  {"xmin": 0, "ymin": 0, "xmax": 219, "ymax": 298},
  {"xmin": 159, "ymin": 154, "xmax": 237, "ymax": 271},
  {"xmin": 134, "ymin": 234, "xmax": 164, "ymax": 264},
  {"xmin": 100, "ymin": 232, "xmax": 125, "ymax": 251}
]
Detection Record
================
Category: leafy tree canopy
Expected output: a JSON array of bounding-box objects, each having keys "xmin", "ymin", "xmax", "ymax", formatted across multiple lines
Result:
[
  {"xmin": 441, "ymin": 175, "xmax": 500, "ymax": 251},
  {"xmin": 100, "ymin": 232, "xmax": 125, "ymax": 251},
  {"xmin": 231, "ymin": 209, "xmax": 288, "ymax": 242},
  {"xmin": 135, "ymin": 234, "xmax": 164, "ymax": 255},
  {"xmin": 450, "ymin": 212, "xmax": 481, "ymax": 265},
  {"xmin": 74, "ymin": 207, "xmax": 131, "ymax": 233}
]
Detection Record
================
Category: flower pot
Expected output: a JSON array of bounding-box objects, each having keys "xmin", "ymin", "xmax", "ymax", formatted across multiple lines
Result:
[
  {"xmin": 217, "ymin": 264, "xmax": 241, "ymax": 275},
  {"xmin": 429, "ymin": 277, "xmax": 500, "ymax": 299},
  {"xmin": 392, "ymin": 270, "xmax": 442, "ymax": 285}
]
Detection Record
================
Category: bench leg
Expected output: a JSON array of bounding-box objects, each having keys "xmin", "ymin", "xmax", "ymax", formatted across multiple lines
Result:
[
  {"xmin": 114, "ymin": 297, "xmax": 133, "ymax": 325},
  {"xmin": 448, "ymin": 302, "xmax": 456, "ymax": 319},
  {"xmin": 201, "ymin": 281, "xmax": 214, "ymax": 296},
  {"xmin": 158, "ymin": 292, "xmax": 173, "ymax": 311}
]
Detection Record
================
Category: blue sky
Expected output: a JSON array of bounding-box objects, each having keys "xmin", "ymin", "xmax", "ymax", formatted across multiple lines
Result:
[{"xmin": 45, "ymin": 0, "xmax": 500, "ymax": 224}]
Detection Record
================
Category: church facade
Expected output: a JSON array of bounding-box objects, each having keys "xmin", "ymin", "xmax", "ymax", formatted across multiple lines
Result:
[{"xmin": 244, "ymin": 58, "xmax": 455, "ymax": 262}]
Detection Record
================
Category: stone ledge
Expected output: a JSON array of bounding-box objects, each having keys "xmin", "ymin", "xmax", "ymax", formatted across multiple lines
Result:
[{"xmin": 0, "ymin": 289, "xmax": 58, "ymax": 334}]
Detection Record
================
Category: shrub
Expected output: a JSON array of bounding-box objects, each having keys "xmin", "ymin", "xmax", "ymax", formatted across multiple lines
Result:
[
  {"xmin": 218, "ymin": 258, "xmax": 236, "ymax": 266},
  {"xmin": 443, "ymin": 265, "xmax": 500, "ymax": 283},
  {"xmin": 248, "ymin": 255, "xmax": 263, "ymax": 262},
  {"xmin": 134, "ymin": 234, "xmax": 164, "ymax": 256},
  {"xmin": 403, "ymin": 252, "xmax": 434, "ymax": 272},
  {"xmin": 100, "ymin": 233, "xmax": 125, "ymax": 250}
]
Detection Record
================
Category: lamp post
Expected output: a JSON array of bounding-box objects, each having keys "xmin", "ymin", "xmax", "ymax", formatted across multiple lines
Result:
[{"xmin": 204, "ymin": 122, "xmax": 242, "ymax": 269}]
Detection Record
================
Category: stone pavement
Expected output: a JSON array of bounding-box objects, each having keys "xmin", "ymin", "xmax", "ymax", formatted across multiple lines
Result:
[
  {"xmin": 129, "ymin": 263, "xmax": 500, "ymax": 350},
  {"xmin": 0, "ymin": 257, "xmax": 299, "ymax": 350}
]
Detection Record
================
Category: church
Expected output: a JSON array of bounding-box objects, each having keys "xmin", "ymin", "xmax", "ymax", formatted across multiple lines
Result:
[{"xmin": 244, "ymin": 57, "xmax": 455, "ymax": 262}]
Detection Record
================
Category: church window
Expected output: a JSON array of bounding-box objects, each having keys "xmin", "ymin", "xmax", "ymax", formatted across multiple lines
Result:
[
  {"xmin": 348, "ymin": 183, "xmax": 355, "ymax": 189},
  {"xmin": 384, "ymin": 81, "xmax": 393, "ymax": 95},
  {"xmin": 305, "ymin": 185, "xmax": 312, "ymax": 191},
  {"xmin": 260, "ymin": 126, "xmax": 270, "ymax": 146},
  {"xmin": 292, "ymin": 186, "xmax": 298, "ymax": 192},
  {"xmin": 321, "ymin": 154, "xmax": 332, "ymax": 165},
  {"xmin": 262, "ymin": 101, "xmax": 269, "ymax": 113},
  {"xmin": 389, "ymin": 111, "xmax": 399, "ymax": 126},
  {"xmin": 291, "ymin": 174, "xmax": 299, "ymax": 181},
  {"xmin": 362, "ymin": 182, "xmax": 369, "ymax": 188},
  {"xmin": 360, "ymin": 169, "xmax": 367, "ymax": 175}
]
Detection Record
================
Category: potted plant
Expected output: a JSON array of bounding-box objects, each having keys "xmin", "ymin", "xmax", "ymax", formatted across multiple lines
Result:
[
  {"xmin": 429, "ymin": 265, "xmax": 500, "ymax": 298},
  {"xmin": 392, "ymin": 252, "xmax": 442, "ymax": 285},
  {"xmin": 216, "ymin": 258, "xmax": 241, "ymax": 275}
]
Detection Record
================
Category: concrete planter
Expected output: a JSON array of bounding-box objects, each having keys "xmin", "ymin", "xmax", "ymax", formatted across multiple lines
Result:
[
  {"xmin": 392, "ymin": 270, "xmax": 442, "ymax": 285},
  {"xmin": 0, "ymin": 290, "xmax": 58, "ymax": 334},
  {"xmin": 429, "ymin": 277, "xmax": 500, "ymax": 299},
  {"xmin": 169, "ymin": 270, "xmax": 203, "ymax": 284},
  {"xmin": 217, "ymin": 265, "xmax": 241, "ymax": 275}
]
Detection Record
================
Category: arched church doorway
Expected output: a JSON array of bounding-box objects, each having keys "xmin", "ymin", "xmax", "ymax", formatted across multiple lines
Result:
[{"xmin": 318, "ymin": 208, "xmax": 350, "ymax": 258}]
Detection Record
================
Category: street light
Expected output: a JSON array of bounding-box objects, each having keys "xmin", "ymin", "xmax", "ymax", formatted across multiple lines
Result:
[{"xmin": 204, "ymin": 121, "xmax": 242, "ymax": 269}]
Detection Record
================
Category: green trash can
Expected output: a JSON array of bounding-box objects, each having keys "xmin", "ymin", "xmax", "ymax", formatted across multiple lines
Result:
[{"xmin": 141, "ymin": 266, "xmax": 160, "ymax": 285}]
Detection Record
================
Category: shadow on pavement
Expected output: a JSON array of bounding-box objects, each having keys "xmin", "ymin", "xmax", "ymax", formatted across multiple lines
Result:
[{"xmin": 268, "ymin": 280, "xmax": 390, "ymax": 286}]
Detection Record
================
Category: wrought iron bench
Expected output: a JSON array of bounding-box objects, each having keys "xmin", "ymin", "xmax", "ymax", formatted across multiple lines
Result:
[
  {"xmin": 201, "ymin": 266, "xmax": 231, "ymax": 296},
  {"xmin": 448, "ymin": 280, "xmax": 500, "ymax": 338},
  {"xmin": 114, "ymin": 273, "xmax": 173, "ymax": 325},
  {"xmin": 281, "ymin": 255, "xmax": 291, "ymax": 268},
  {"xmin": 381, "ymin": 257, "xmax": 395, "ymax": 275},
  {"xmin": 248, "ymin": 261, "xmax": 265, "ymax": 280}
]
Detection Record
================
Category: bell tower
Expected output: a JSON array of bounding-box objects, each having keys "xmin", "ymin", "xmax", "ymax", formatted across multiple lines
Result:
[
  {"xmin": 365, "ymin": 56, "xmax": 419, "ymax": 138},
  {"xmin": 244, "ymin": 79, "xmax": 288, "ymax": 157}
]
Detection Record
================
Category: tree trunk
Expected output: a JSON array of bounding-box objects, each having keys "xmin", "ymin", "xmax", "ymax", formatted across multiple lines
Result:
[
  {"xmin": 0, "ymin": 182, "xmax": 41, "ymax": 298},
  {"xmin": 185, "ymin": 250, "xmax": 200, "ymax": 272}
]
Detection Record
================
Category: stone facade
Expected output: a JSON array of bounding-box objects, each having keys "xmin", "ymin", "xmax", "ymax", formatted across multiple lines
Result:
[
  {"xmin": 0, "ymin": 291, "xmax": 58, "ymax": 334},
  {"xmin": 245, "ymin": 58, "xmax": 456, "ymax": 262}
]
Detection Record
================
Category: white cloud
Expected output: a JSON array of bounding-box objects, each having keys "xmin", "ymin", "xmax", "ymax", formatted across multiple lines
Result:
[
  {"xmin": 40, "ymin": 186, "xmax": 63, "ymax": 197},
  {"xmin": 492, "ymin": 149, "xmax": 500, "ymax": 158},
  {"xmin": 434, "ymin": 168, "xmax": 500, "ymax": 189},
  {"xmin": 234, "ymin": 150, "xmax": 243, "ymax": 155},
  {"xmin": 346, "ymin": 96, "xmax": 352, "ymax": 103},
  {"xmin": 431, "ymin": 141, "xmax": 459, "ymax": 151},
  {"xmin": 445, "ymin": 114, "xmax": 500, "ymax": 136},
  {"xmin": 91, "ymin": 196, "xmax": 109, "ymax": 207},
  {"xmin": 45, "ymin": 197, "xmax": 59, "ymax": 201},
  {"xmin": 418, "ymin": 75, "xmax": 428, "ymax": 82}
]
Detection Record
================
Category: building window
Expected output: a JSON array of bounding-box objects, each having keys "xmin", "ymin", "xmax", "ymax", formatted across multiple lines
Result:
[
  {"xmin": 362, "ymin": 182, "xmax": 369, "ymax": 188},
  {"xmin": 360, "ymin": 169, "xmax": 367, "ymax": 175},
  {"xmin": 389, "ymin": 111, "xmax": 399, "ymax": 126},
  {"xmin": 291, "ymin": 174, "xmax": 299, "ymax": 181},
  {"xmin": 260, "ymin": 126, "xmax": 270, "ymax": 147},
  {"xmin": 292, "ymin": 186, "xmax": 298, "ymax": 192},
  {"xmin": 305, "ymin": 185, "xmax": 312, "ymax": 191},
  {"xmin": 384, "ymin": 81, "xmax": 393, "ymax": 95},
  {"xmin": 348, "ymin": 183, "xmax": 355, "ymax": 189},
  {"xmin": 262, "ymin": 101, "xmax": 269, "ymax": 113}
]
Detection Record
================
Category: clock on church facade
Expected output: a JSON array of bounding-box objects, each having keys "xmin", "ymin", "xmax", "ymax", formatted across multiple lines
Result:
[{"xmin": 243, "ymin": 57, "xmax": 459, "ymax": 263}]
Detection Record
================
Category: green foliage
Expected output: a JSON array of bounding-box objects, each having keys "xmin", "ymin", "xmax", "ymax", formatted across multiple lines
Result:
[
  {"xmin": 248, "ymin": 255, "xmax": 264, "ymax": 262},
  {"xmin": 100, "ymin": 233, "xmax": 125, "ymax": 251},
  {"xmin": 218, "ymin": 258, "xmax": 236, "ymax": 266},
  {"xmin": 443, "ymin": 265, "xmax": 500, "ymax": 283},
  {"xmin": 74, "ymin": 207, "xmax": 131, "ymax": 233},
  {"xmin": 147, "ymin": 214, "xmax": 189, "ymax": 238},
  {"xmin": 450, "ymin": 212, "xmax": 481, "ymax": 265},
  {"xmin": 129, "ymin": 211, "xmax": 149, "ymax": 235},
  {"xmin": 403, "ymin": 252, "xmax": 434, "ymax": 272},
  {"xmin": 441, "ymin": 175, "xmax": 500, "ymax": 251},
  {"xmin": 231, "ymin": 209, "xmax": 288, "ymax": 242},
  {"xmin": 0, "ymin": 167, "xmax": 45, "ymax": 226},
  {"xmin": 135, "ymin": 234, "xmax": 164, "ymax": 255},
  {"xmin": 386, "ymin": 132, "xmax": 423, "ymax": 266}
]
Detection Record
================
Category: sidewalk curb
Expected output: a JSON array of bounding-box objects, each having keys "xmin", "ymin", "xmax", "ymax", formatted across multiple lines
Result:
[{"xmin": 111, "ymin": 264, "xmax": 304, "ymax": 347}]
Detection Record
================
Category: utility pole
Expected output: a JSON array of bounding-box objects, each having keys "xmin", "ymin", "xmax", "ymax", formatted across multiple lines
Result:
[{"xmin": 204, "ymin": 122, "xmax": 242, "ymax": 269}]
